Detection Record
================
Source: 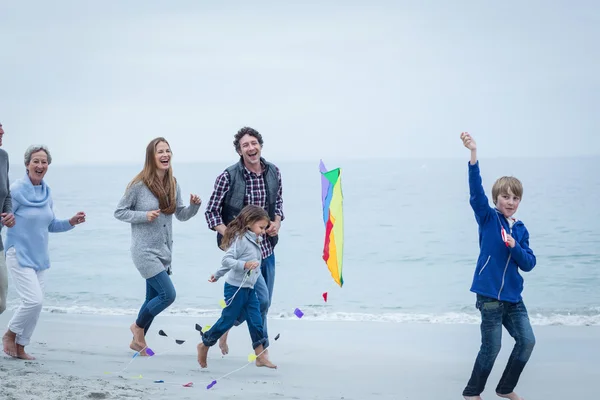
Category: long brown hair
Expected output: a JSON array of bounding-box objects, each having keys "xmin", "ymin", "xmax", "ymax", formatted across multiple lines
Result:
[
  {"xmin": 220, "ymin": 205, "xmax": 270, "ymax": 250},
  {"xmin": 128, "ymin": 137, "xmax": 177, "ymax": 215}
]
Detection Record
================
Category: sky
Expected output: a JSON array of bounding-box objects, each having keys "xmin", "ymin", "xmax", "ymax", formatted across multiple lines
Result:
[{"xmin": 1, "ymin": 0, "xmax": 599, "ymax": 165}]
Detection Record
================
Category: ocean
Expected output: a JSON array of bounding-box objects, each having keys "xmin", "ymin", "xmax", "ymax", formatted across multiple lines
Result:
[{"xmin": 3, "ymin": 156, "xmax": 600, "ymax": 326}]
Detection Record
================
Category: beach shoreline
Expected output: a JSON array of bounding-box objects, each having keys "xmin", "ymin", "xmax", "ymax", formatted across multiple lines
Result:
[{"xmin": 0, "ymin": 312, "xmax": 596, "ymax": 399}]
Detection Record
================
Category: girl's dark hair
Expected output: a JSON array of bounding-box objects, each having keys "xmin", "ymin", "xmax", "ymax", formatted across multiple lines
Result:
[{"xmin": 220, "ymin": 205, "xmax": 270, "ymax": 250}]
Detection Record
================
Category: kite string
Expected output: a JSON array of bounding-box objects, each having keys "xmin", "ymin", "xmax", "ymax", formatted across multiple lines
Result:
[
  {"xmin": 222, "ymin": 270, "xmax": 251, "ymax": 307},
  {"xmin": 106, "ymin": 337, "xmax": 274, "ymax": 388}
]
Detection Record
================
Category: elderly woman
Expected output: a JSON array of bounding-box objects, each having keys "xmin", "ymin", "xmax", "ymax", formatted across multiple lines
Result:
[
  {"xmin": 115, "ymin": 137, "xmax": 201, "ymax": 355},
  {"xmin": 1, "ymin": 145, "xmax": 86, "ymax": 360}
]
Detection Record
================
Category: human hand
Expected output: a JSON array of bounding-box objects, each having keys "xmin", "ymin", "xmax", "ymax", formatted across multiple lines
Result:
[
  {"xmin": 147, "ymin": 209, "xmax": 160, "ymax": 222},
  {"xmin": 460, "ymin": 132, "xmax": 477, "ymax": 151},
  {"xmin": 244, "ymin": 260, "xmax": 260, "ymax": 270},
  {"xmin": 208, "ymin": 275, "xmax": 218, "ymax": 282},
  {"xmin": 1, "ymin": 212, "xmax": 15, "ymax": 228},
  {"xmin": 505, "ymin": 234, "xmax": 516, "ymax": 248},
  {"xmin": 190, "ymin": 194, "xmax": 201, "ymax": 205},
  {"xmin": 266, "ymin": 219, "xmax": 280, "ymax": 237},
  {"xmin": 69, "ymin": 212, "xmax": 86, "ymax": 226}
]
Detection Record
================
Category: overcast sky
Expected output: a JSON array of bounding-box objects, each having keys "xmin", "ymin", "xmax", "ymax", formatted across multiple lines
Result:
[{"xmin": 1, "ymin": 1, "xmax": 598, "ymax": 165}]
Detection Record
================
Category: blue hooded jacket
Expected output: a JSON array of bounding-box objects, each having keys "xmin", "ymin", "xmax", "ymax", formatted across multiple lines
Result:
[{"xmin": 468, "ymin": 161, "xmax": 536, "ymax": 303}]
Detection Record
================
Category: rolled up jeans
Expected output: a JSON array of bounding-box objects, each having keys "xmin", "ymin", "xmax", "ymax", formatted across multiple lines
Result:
[{"xmin": 233, "ymin": 253, "xmax": 275, "ymax": 348}]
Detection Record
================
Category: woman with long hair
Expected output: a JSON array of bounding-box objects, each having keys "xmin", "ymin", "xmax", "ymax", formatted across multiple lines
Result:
[{"xmin": 115, "ymin": 137, "xmax": 201, "ymax": 355}]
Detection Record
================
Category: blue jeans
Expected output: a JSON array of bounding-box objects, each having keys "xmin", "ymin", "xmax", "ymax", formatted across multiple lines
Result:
[
  {"xmin": 463, "ymin": 294, "xmax": 536, "ymax": 396},
  {"xmin": 234, "ymin": 253, "xmax": 275, "ymax": 348},
  {"xmin": 135, "ymin": 270, "xmax": 176, "ymax": 335},
  {"xmin": 203, "ymin": 283, "xmax": 266, "ymax": 349}
]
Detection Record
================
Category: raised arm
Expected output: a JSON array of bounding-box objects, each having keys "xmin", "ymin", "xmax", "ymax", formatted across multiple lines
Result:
[
  {"xmin": 461, "ymin": 132, "xmax": 493, "ymax": 223},
  {"xmin": 48, "ymin": 198, "xmax": 75, "ymax": 233},
  {"xmin": 174, "ymin": 184, "xmax": 201, "ymax": 221},
  {"xmin": 114, "ymin": 183, "xmax": 150, "ymax": 224}
]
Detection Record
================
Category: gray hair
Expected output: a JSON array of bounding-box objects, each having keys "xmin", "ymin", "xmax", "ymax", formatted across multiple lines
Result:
[{"xmin": 24, "ymin": 145, "xmax": 52, "ymax": 166}]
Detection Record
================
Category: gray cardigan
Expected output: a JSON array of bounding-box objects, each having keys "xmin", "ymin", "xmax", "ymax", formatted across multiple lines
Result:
[
  {"xmin": 114, "ymin": 181, "xmax": 200, "ymax": 279},
  {"xmin": 214, "ymin": 231, "xmax": 263, "ymax": 289},
  {"xmin": 0, "ymin": 149, "xmax": 12, "ymax": 251}
]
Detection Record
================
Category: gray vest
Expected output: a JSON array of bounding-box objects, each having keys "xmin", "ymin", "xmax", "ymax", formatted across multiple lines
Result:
[{"xmin": 217, "ymin": 158, "xmax": 280, "ymax": 248}]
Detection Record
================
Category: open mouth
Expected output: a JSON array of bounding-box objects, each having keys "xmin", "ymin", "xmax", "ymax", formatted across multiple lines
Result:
[{"xmin": 160, "ymin": 158, "xmax": 170, "ymax": 167}]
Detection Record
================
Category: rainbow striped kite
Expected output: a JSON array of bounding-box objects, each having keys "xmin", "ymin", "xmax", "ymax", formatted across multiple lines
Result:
[{"xmin": 319, "ymin": 160, "xmax": 344, "ymax": 287}]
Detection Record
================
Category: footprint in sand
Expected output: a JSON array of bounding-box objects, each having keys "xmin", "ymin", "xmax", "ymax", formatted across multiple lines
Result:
[{"xmin": 87, "ymin": 393, "xmax": 108, "ymax": 399}]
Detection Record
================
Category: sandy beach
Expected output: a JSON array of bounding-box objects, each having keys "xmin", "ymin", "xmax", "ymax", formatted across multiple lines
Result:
[{"xmin": 0, "ymin": 312, "xmax": 597, "ymax": 399}]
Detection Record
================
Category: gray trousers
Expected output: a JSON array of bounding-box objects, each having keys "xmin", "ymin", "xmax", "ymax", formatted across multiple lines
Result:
[{"xmin": 0, "ymin": 252, "xmax": 7, "ymax": 314}]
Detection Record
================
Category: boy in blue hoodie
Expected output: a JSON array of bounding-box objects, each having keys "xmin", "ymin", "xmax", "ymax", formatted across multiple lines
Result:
[{"xmin": 460, "ymin": 132, "xmax": 536, "ymax": 400}]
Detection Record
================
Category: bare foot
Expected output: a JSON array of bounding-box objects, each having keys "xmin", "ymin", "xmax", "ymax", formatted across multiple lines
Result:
[
  {"xmin": 497, "ymin": 392, "xmax": 523, "ymax": 400},
  {"xmin": 256, "ymin": 355, "xmax": 277, "ymax": 369},
  {"xmin": 2, "ymin": 331, "xmax": 17, "ymax": 358},
  {"xmin": 16, "ymin": 344, "xmax": 35, "ymax": 360},
  {"xmin": 218, "ymin": 331, "xmax": 229, "ymax": 355},
  {"xmin": 464, "ymin": 397, "xmax": 482, "ymax": 400},
  {"xmin": 254, "ymin": 346, "xmax": 276, "ymax": 369},
  {"xmin": 129, "ymin": 323, "xmax": 148, "ymax": 354},
  {"xmin": 129, "ymin": 339, "xmax": 144, "ymax": 352},
  {"xmin": 197, "ymin": 342, "xmax": 208, "ymax": 368}
]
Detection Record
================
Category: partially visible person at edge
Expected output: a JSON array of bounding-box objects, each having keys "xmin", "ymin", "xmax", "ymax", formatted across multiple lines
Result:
[
  {"xmin": 115, "ymin": 137, "xmax": 201, "ymax": 355},
  {"xmin": 204, "ymin": 126, "xmax": 284, "ymax": 356},
  {"xmin": 0, "ymin": 122, "xmax": 16, "ymax": 317},
  {"xmin": 2, "ymin": 145, "xmax": 86, "ymax": 360},
  {"xmin": 460, "ymin": 132, "xmax": 536, "ymax": 400}
]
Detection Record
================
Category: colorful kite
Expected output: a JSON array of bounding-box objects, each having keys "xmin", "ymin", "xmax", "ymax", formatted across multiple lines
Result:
[{"xmin": 319, "ymin": 160, "xmax": 344, "ymax": 287}]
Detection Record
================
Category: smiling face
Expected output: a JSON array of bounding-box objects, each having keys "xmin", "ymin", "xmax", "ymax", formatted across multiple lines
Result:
[
  {"xmin": 496, "ymin": 188, "xmax": 521, "ymax": 218},
  {"xmin": 154, "ymin": 141, "xmax": 172, "ymax": 172},
  {"xmin": 248, "ymin": 218, "xmax": 269, "ymax": 236},
  {"xmin": 238, "ymin": 134, "xmax": 262, "ymax": 168},
  {"xmin": 27, "ymin": 150, "xmax": 49, "ymax": 185},
  {"xmin": 491, "ymin": 176, "xmax": 523, "ymax": 219}
]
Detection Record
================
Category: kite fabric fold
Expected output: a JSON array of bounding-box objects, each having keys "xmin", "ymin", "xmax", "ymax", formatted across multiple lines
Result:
[{"xmin": 319, "ymin": 160, "xmax": 344, "ymax": 287}]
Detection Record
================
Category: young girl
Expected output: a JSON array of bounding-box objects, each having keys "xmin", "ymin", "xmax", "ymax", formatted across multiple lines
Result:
[
  {"xmin": 197, "ymin": 204, "xmax": 277, "ymax": 369},
  {"xmin": 114, "ymin": 137, "xmax": 201, "ymax": 355}
]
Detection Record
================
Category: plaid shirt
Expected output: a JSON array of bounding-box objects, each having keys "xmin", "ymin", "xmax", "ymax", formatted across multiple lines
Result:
[{"xmin": 205, "ymin": 161, "xmax": 284, "ymax": 258}]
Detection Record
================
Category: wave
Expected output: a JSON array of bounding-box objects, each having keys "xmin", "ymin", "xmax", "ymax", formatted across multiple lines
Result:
[{"xmin": 33, "ymin": 305, "xmax": 600, "ymax": 326}]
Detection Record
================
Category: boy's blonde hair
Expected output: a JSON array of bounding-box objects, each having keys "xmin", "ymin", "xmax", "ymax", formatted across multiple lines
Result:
[{"xmin": 491, "ymin": 176, "xmax": 523, "ymax": 205}]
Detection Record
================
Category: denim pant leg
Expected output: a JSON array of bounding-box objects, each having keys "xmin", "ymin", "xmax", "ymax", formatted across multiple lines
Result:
[
  {"xmin": 463, "ymin": 295, "xmax": 504, "ymax": 397},
  {"xmin": 261, "ymin": 253, "xmax": 276, "ymax": 308},
  {"xmin": 252, "ymin": 272, "xmax": 270, "ymax": 347},
  {"xmin": 233, "ymin": 272, "xmax": 270, "ymax": 340},
  {"xmin": 245, "ymin": 289, "xmax": 267, "ymax": 349},
  {"xmin": 203, "ymin": 283, "xmax": 248, "ymax": 347},
  {"xmin": 136, "ymin": 279, "xmax": 158, "ymax": 334},
  {"xmin": 496, "ymin": 301, "xmax": 536, "ymax": 395},
  {"xmin": 135, "ymin": 271, "xmax": 176, "ymax": 334}
]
